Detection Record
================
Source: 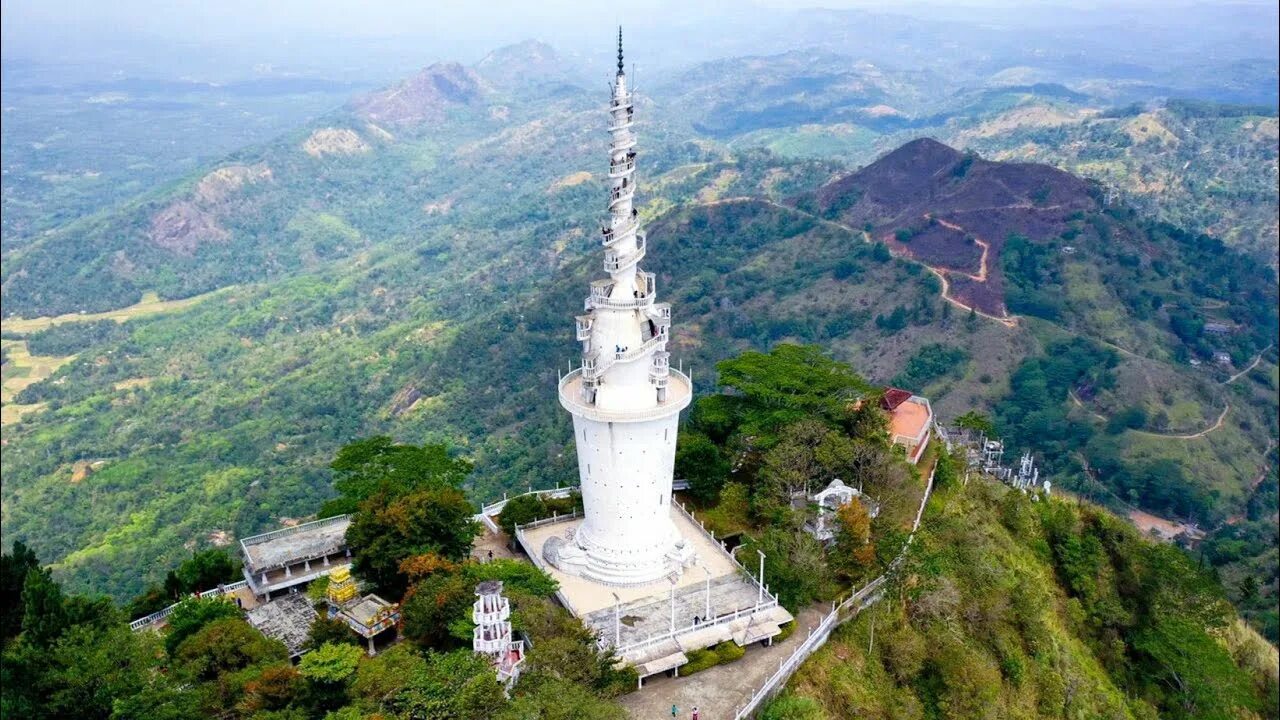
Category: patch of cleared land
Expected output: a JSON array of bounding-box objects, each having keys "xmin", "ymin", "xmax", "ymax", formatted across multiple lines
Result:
[
  {"xmin": 549, "ymin": 171, "xmax": 592, "ymax": 191},
  {"xmin": 1, "ymin": 289, "xmax": 224, "ymax": 425},
  {"xmin": 1, "ymin": 339, "xmax": 72, "ymax": 425},
  {"xmin": 2, "ymin": 288, "xmax": 227, "ymax": 334}
]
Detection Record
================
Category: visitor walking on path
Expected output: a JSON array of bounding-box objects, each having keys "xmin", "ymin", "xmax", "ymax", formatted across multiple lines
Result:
[
  {"xmin": 671, "ymin": 704, "xmax": 679, "ymax": 718},
  {"xmin": 692, "ymin": 707, "xmax": 700, "ymax": 720}
]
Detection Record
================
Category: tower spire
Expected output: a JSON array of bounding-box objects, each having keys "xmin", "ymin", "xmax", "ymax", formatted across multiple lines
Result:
[
  {"xmin": 552, "ymin": 32, "xmax": 695, "ymax": 586},
  {"xmin": 617, "ymin": 26, "xmax": 624, "ymax": 75}
]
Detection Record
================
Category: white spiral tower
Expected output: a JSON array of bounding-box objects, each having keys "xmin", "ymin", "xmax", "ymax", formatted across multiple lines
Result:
[{"xmin": 553, "ymin": 29, "xmax": 695, "ymax": 586}]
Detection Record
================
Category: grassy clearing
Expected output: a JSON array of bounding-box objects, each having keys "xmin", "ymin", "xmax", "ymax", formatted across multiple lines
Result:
[
  {"xmin": 1, "ymin": 338, "xmax": 73, "ymax": 425},
  {"xmin": 1, "ymin": 288, "xmax": 227, "ymax": 335}
]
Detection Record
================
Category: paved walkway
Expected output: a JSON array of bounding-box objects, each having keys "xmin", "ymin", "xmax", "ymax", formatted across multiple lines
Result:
[
  {"xmin": 619, "ymin": 605, "xmax": 825, "ymax": 720},
  {"xmin": 470, "ymin": 526, "xmax": 517, "ymax": 563}
]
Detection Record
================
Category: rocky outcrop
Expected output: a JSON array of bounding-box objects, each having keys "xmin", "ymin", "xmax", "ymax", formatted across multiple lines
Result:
[
  {"xmin": 301, "ymin": 128, "xmax": 371, "ymax": 158},
  {"xmin": 352, "ymin": 63, "xmax": 489, "ymax": 126},
  {"xmin": 148, "ymin": 163, "xmax": 273, "ymax": 253}
]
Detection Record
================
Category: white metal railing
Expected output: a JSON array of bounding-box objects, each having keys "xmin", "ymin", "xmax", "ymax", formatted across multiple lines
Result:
[
  {"xmin": 609, "ymin": 157, "xmax": 636, "ymax": 177},
  {"xmin": 477, "ymin": 485, "xmax": 578, "ymax": 520},
  {"xmin": 603, "ymin": 597, "xmax": 780, "ymax": 659},
  {"xmin": 588, "ymin": 293, "xmax": 654, "ymax": 311},
  {"xmin": 601, "ymin": 220, "xmax": 639, "ymax": 247},
  {"xmin": 615, "ymin": 329, "xmax": 666, "ymax": 363},
  {"xmin": 575, "ymin": 315, "xmax": 593, "ymax": 342},
  {"xmin": 604, "ymin": 234, "xmax": 646, "ymax": 273},
  {"xmin": 609, "ymin": 184, "xmax": 634, "ymax": 207},
  {"xmin": 608, "ymin": 118, "xmax": 635, "ymax": 133},
  {"xmin": 731, "ymin": 462, "xmax": 937, "ymax": 719},
  {"xmin": 558, "ymin": 367, "xmax": 692, "ymax": 423},
  {"xmin": 610, "ymin": 93, "xmax": 632, "ymax": 108},
  {"xmin": 129, "ymin": 580, "xmax": 249, "ymax": 631},
  {"xmin": 239, "ymin": 514, "xmax": 350, "ymax": 549}
]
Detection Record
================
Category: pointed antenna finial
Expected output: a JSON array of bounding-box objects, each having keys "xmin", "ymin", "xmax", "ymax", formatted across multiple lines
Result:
[{"xmin": 617, "ymin": 26, "xmax": 624, "ymax": 74}]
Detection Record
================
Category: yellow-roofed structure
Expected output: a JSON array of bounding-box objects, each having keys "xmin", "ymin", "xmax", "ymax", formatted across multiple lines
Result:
[{"xmin": 326, "ymin": 565, "xmax": 359, "ymax": 606}]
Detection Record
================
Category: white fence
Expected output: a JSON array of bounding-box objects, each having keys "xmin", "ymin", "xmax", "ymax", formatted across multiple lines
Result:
[
  {"xmin": 129, "ymin": 579, "xmax": 249, "ymax": 631},
  {"xmin": 731, "ymin": 463, "xmax": 938, "ymax": 719}
]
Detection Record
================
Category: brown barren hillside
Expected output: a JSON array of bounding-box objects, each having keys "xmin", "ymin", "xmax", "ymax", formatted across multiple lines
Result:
[
  {"xmin": 351, "ymin": 62, "xmax": 490, "ymax": 126},
  {"xmin": 801, "ymin": 138, "xmax": 1098, "ymax": 316}
]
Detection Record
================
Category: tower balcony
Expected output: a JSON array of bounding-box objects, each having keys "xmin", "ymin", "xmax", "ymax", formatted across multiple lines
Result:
[
  {"xmin": 585, "ymin": 273, "xmax": 656, "ymax": 311},
  {"xmin": 650, "ymin": 351, "xmax": 671, "ymax": 387},
  {"xmin": 607, "ymin": 117, "xmax": 635, "ymax": 133},
  {"xmin": 558, "ymin": 366, "xmax": 693, "ymax": 423},
  {"xmin": 610, "ymin": 92, "xmax": 632, "ymax": 109},
  {"xmin": 600, "ymin": 220, "xmax": 639, "ymax": 247},
  {"xmin": 610, "ymin": 134, "xmax": 637, "ymax": 152},
  {"xmin": 603, "ymin": 235, "xmax": 646, "ymax": 273},
  {"xmin": 474, "ymin": 624, "xmax": 514, "ymax": 655},
  {"xmin": 608, "ymin": 184, "xmax": 634, "ymax": 210},
  {"xmin": 575, "ymin": 315, "xmax": 593, "ymax": 342},
  {"xmin": 473, "ymin": 596, "xmax": 511, "ymax": 625},
  {"xmin": 608, "ymin": 155, "xmax": 636, "ymax": 178},
  {"xmin": 647, "ymin": 302, "xmax": 672, "ymax": 326}
]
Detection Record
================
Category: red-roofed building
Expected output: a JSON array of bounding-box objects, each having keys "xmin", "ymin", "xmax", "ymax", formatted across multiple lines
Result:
[{"xmin": 882, "ymin": 388, "xmax": 933, "ymax": 464}]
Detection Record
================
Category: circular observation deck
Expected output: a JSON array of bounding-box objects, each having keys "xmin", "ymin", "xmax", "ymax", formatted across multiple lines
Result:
[{"xmin": 558, "ymin": 367, "xmax": 691, "ymax": 423}]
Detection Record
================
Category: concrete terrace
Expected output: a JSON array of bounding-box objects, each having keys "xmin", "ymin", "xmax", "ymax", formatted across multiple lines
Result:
[
  {"xmin": 517, "ymin": 501, "xmax": 793, "ymax": 680},
  {"xmin": 518, "ymin": 504, "xmax": 739, "ymax": 616}
]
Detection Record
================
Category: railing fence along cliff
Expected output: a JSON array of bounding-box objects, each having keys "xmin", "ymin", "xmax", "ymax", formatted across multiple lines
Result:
[
  {"xmin": 129, "ymin": 580, "xmax": 250, "ymax": 631},
  {"xmin": 731, "ymin": 462, "xmax": 938, "ymax": 719}
]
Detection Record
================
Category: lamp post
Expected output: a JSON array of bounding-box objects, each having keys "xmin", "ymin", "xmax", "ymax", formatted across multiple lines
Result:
[
  {"xmin": 702, "ymin": 565, "xmax": 712, "ymax": 620},
  {"xmin": 669, "ymin": 578, "xmax": 677, "ymax": 633},
  {"xmin": 612, "ymin": 592, "xmax": 621, "ymax": 648},
  {"xmin": 757, "ymin": 549, "xmax": 766, "ymax": 606}
]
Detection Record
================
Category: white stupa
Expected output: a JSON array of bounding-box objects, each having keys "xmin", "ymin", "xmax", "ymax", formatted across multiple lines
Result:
[{"xmin": 553, "ymin": 29, "xmax": 696, "ymax": 586}]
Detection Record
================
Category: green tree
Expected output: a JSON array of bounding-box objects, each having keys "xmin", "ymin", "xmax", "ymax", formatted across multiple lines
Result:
[
  {"xmin": 320, "ymin": 437, "xmax": 473, "ymax": 517},
  {"xmin": 173, "ymin": 617, "xmax": 288, "ymax": 683},
  {"xmin": 954, "ymin": 410, "xmax": 995, "ymax": 436},
  {"xmin": 172, "ymin": 549, "xmax": 239, "ymax": 595},
  {"xmin": 1, "ymin": 541, "xmax": 40, "ymax": 640},
  {"xmin": 498, "ymin": 493, "xmax": 550, "ymax": 538},
  {"xmin": 305, "ymin": 616, "xmax": 360, "ymax": 651},
  {"xmin": 392, "ymin": 649, "xmax": 506, "ymax": 720},
  {"xmin": 346, "ymin": 486, "xmax": 479, "ymax": 597},
  {"xmin": 21, "ymin": 566, "xmax": 67, "ymax": 648},
  {"xmin": 716, "ymin": 344, "xmax": 868, "ymax": 433},
  {"xmin": 740, "ymin": 527, "xmax": 831, "ymax": 611},
  {"xmin": 162, "ymin": 596, "xmax": 242, "ymax": 656},
  {"xmin": 299, "ymin": 642, "xmax": 364, "ymax": 713},
  {"xmin": 676, "ymin": 431, "xmax": 729, "ymax": 503},
  {"xmin": 400, "ymin": 571, "xmax": 473, "ymax": 650},
  {"xmin": 299, "ymin": 642, "xmax": 364, "ymax": 685}
]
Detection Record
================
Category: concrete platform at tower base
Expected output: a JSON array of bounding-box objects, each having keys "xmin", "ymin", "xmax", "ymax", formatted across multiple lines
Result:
[
  {"xmin": 516, "ymin": 502, "xmax": 794, "ymax": 677},
  {"xmin": 518, "ymin": 503, "xmax": 739, "ymax": 615}
]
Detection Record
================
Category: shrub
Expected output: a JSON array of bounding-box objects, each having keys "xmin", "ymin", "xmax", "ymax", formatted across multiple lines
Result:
[
  {"xmin": 713, "ymin": 640, "xmax": 745, "ymax": 663},
  {"xmin": 680, "ymin": 648, "xmax": 720, "ymax": 675}
]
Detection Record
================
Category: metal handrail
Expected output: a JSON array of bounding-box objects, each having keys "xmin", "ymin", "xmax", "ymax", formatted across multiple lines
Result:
[
  {"xmin": 129, "ymin": 579, "xmax": 249, "ymax": 631},
  {"xmin": 558, "ymin": 368, "xmax": 692, "ymax": 423}
]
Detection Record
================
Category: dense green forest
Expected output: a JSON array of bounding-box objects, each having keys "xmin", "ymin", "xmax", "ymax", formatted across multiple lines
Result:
[{"xmin": 772, "ymin": 477, "xmax": 1279, "ymax": 720}]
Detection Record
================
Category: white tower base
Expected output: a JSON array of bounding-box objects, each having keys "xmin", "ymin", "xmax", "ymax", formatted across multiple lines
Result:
[{"xmin": 553, "ymin": 369, "xmax": 694, "ymax": 586}]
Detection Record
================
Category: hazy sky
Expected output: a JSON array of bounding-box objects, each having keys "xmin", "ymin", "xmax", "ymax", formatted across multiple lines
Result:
[{"xmin": 3, "ymin": 0, "xmax": 1276, "ymax": 83}]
